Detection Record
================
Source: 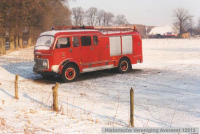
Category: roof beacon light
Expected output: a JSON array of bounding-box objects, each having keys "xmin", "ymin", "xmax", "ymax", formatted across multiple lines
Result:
[{"xmin": 133, "ymin": 25, "xmax": 138, "ymax": 32}]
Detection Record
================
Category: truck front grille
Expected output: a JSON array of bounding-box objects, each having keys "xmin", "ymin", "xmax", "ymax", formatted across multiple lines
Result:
[{"xmin": 34, "ymin": 59, "xmax": 49, "ymax": 70}]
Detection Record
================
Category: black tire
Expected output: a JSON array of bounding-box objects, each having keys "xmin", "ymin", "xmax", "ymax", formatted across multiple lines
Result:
[
  {"xmin": 117, "ymin": 58, "xmax": 131, "ymax": 73},
  {"xmin": 61, "ymin": 64, "xmax": 78, "ymax": 82}
]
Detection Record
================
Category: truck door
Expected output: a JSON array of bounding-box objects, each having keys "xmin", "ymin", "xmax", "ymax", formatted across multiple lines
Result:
[
  {"xmin": 53, "ymin": 37, "xmax": 72, "ymax": 66},
  {"xmin": 80, "ymin": 36, "xmax": 93, "ymax": 64},
  {"xmin": 71, "ymin": 36, "xmax": 81, "ymax": 62},
  {"xmin": 91, "ymin": 35, "xmax": 100, "ymax": 62},
  {"xmin": 53, "ymin": 36, "xmax": 81, "ymax": 65}
]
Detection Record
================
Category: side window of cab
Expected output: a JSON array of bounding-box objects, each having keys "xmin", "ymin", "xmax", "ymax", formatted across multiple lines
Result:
[
  {"xmin": 56, "ymin": 37, "xmax": 71, "ymax": 48},
  {"xmin": 93, "ymin": 36, "xmax": 98, "ymax": 46},
  {"xmin": 72, "ymin": 37, "xmax": 79, "ymax": 47}
]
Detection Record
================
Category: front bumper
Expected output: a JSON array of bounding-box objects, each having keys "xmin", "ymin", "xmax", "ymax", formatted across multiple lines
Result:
[{"xmin": 33, "ymin": 67, "xmax": 57, "ymax": 75}]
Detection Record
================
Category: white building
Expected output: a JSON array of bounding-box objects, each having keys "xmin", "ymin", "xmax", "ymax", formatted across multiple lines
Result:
[{"xmin": 149, "ymin": 25, "xmax": 177, "ymax": 36}]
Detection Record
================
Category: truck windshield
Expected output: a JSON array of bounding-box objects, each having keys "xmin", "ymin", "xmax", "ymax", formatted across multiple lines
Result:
[{"xmin": 36, "ymin": 36, "xmax": 54, "ymax": 47}]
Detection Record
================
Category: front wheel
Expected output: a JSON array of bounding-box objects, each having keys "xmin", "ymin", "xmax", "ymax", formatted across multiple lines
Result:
[
  {"xmin": 61, "ymin": 64, "xmax": 78, "ymax": 82},
  {"xmin": 117, "ymin": 58, "xmax": 131, "ymax": 73}
]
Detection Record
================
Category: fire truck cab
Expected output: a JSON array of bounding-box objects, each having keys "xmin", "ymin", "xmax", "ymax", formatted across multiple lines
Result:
[{"xmin": 33, "ymin": 26, "xmax": 143, "ymax": 82}]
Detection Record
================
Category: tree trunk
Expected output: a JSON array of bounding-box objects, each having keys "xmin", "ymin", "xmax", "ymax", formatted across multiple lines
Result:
[
  {"xmin": 15, "ymin": 36, "xmax": 19, "ymax": 50},
  {"xmin": 0, "ymin": 36, "xmax": 6, "ymax": 55},
  {"xmin": 28, "ymin": 27, "xmax": 32, "ymax": 46},
  {"xmin": 19, "ymin": 34, "xmax": 23, "ymax": 48},
  {"xmin": 15, "ymin": 25, "xmax": 19, "ymax": 49},
  {"xmin": 9, "ymin": 28, "xmax": 15, "ymax": 51}
]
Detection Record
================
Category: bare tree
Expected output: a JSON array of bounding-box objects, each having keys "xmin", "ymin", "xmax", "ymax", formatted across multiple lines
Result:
[
  {"xmin": 173, "ymin": 8, "xmax": 193, "ymax": 36},
  {"xmin": 115, "ymin": 14, "xmax": 128, "ymax": 26},
  {"xmin": 96, "ymin": 10, "xmax": 105, "ymax": 26},
  {"xmin": 188, "ymin": 18, "xmax": 195, "ymax": 36},
  {"xmin": 102, "ymin": 12, "xmax": 107, "ymax": 26},
  {"xmin": 0, "ymin": 0, "xmax": 7, "ymax": 54},
  {"xmin": 102, "ymin": 12, "xmax": 114, "ymax": 26},
  {"xmin": 71, "ymin": 7, "xmax": 85, "ymax": 26},
  {"xmin": 0, "ymin": 0, "xmax": 71, "ymax": 53},
  {"xmin": 106, "ymin": 12, "xmax": 114, "ymax": 26},
  {"xmin": 85, "ymin": 7, "xmax": 98, "ymax": 26}
]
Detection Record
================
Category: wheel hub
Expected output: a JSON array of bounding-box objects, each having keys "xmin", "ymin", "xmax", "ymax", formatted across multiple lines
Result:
[
  {"xmin": 68, "ymin": 72, "xmax": 73, "ymax": 76},
  {"xmin": 65, "ymin": 68, "xmax": 76, "ymax": 80},
  {"xmin": 121, "ymin": 61, "xmax": 128, "ymax": 71}
]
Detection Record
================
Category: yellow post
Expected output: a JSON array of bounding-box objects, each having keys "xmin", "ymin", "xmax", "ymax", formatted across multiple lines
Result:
[
  {"xmin": 130, "ymin": 88, "xmax": 134, "ymax": 127},
  {"xmin": 15, "ymin": 74, "xmax": 19, "ymax": 99},
  {"xmin": 52, "ymin": 82, "xmax": 60, "ymax": 111}
]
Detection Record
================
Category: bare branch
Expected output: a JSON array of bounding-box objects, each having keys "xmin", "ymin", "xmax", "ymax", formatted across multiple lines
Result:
[
  {"xmin": 71, "ymin": 7, "xmax": 85, "ymax": 26},
  {"xmin": 96, "ymin": 10, "xmax": 105, "ymax": 26},
  {"xmin": 85, "ymin": 7, "xmax": 98, "ymax": 26},
  {"xmin": 115, "ymin": 14, "xmax": 128, "ymax": 26}
]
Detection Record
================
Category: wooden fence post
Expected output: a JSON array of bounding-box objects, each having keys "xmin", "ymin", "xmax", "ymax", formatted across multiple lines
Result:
[
  {"xmin": 52, "ymin": 82, "xmax": 60, "ymax": 111},
  {"xmin": 130, "ymin": 87, "xmax": 134, "ymax": 127},
  {"xmin": 15, "ymin": 74, "xmax": 19, "ymax": 99}
]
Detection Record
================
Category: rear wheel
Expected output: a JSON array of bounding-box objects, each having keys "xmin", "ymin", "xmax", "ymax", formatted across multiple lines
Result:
[
  {"xmin": 61, "ymin": 64, "xmax": 78, "ymax": 82},
  {"xmin": 117, "ymin": 58, "xmax": 131, "ymax": 73}
]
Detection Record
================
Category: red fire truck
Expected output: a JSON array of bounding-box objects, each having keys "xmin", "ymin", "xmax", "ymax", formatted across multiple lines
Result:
[{"xmin": 33, "ymin": 26, "xmax": 143, "ymax": 82}]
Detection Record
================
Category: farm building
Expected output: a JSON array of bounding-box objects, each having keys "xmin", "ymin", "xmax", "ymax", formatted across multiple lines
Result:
[
  {"xmin": 126, "ymin": 24, "xmax": 149, "ymax": 38},
  {"xmin": 148, "ymin": 25, "xmax": 178, "ymax": 38}
]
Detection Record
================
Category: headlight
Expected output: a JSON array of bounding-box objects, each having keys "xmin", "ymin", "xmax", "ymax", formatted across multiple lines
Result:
[{"xmin": 43, "ymin": 61, "xmax": 48, "ymax": 68}]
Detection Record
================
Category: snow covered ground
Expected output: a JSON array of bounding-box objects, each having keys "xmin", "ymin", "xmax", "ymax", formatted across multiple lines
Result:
[{"xmin": 0, "ymin": 39, "xmax": 200, "ymax": 133}]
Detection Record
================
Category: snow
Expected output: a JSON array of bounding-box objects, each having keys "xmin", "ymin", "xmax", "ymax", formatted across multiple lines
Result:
[
  {"xmin": 41, "ymin": 30, "xmax": 99, "ymax": 36},
  {"xmin": 0, "ymin": 39, "xmax": 200, "ymax": 133},
  {"xmin": 34, "ymin": 46, "xmax": 50, "ymax": 50},
  {"xmin": 149, "ymin": 25, "xmax": 176, "ymax": 35}
]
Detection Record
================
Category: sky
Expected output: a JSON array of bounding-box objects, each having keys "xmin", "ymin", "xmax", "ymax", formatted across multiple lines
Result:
[{"xmin": 69, "ymin": 0, "xmax": 200, "ymax": 26}]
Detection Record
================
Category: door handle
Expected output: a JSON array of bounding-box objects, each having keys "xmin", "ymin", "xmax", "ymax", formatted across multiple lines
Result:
[
  {"xmin": 90, "ymin": 47, "xmax": 93, "ymax": 50},
  {"xmin": 106, "ymin": 45, "xmax": 109, "ymax": 48},
  {"xmin": 69, "ymin": 49, "xmax": 72, "ymax": 52}
]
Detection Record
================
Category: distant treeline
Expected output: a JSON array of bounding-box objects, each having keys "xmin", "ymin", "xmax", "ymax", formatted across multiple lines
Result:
[
  {"xmin": 71, "ymin": 7, "xmax": 129, "ymax": 26},
  {"xmin": 0, "ymin": 0, "xmax": 71, "ymax": 54}
]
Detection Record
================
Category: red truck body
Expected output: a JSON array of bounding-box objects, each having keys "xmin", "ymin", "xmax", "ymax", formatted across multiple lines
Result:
[{"xmin": 33, "ymin": 26, "xmax": 143, "ymax": 82}]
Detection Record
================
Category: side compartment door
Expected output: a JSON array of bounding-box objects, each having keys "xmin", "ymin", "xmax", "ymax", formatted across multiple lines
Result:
[
  {"xmin": 98, "ymin": 36, "xmax": 110, "ymax": 61},
  {"xmin": 122, "ymin": 35, "xmax": 133, "ymax": 55}
]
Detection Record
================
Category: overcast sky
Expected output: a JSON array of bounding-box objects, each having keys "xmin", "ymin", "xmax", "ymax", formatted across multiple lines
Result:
[{"xmin": 69, "ymin": 0, "xmax": 200, "ymax": 26}]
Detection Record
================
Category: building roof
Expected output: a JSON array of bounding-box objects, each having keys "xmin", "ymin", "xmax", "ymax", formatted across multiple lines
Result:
[
  {"xmin": 149, "ymin": 25, "xmax": 176, "ymax": 35},
  {"xmin": 127, "ymin": 24, "xmax": 147, "ymax": 38}
]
